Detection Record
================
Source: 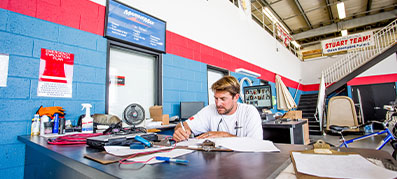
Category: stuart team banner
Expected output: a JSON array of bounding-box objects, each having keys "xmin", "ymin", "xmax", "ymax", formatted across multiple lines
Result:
[{"xmin": 321, "ymin": 31, "xmax": 374, "ymax": 54}]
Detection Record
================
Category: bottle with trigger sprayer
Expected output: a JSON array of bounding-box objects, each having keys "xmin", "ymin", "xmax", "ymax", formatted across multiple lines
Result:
[{"xmin": 81, "ymin": 103, "xmax": 93, "ymax": 133}]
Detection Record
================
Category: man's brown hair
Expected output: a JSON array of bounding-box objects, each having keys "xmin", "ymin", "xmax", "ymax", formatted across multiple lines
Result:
[{"xmin": 211, "ymin": 76, "xmax": 240, "ymax": 97}]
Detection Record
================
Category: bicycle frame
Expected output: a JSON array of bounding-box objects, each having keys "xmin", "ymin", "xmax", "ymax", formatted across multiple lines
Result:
[{"xmin": 339, "ymin": 127, "xmax": 396, "ymax": 150}]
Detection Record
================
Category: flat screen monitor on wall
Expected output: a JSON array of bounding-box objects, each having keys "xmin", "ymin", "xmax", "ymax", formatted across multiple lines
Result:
[
  {"xmin": 180, "ymin": 102, "xmax": 205, "ymax": 119},
  {"xmin": 243, "ymin": 85, "xmax": 272, "ymax": 110}
]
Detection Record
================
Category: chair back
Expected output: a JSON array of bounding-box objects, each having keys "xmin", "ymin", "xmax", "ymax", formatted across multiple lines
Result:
[{"xmin": 326, "ymin": 96, "xmax": 359, "ymax": 132}]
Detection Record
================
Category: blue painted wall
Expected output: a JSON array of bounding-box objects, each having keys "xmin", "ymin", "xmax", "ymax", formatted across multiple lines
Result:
[
  {"xmin": 0, "ymin": 9, "xmax": 107, "ymax": 177},
  {"xmin": 162, "ymin": 54, "xmax": 208, "ymax": 117}
]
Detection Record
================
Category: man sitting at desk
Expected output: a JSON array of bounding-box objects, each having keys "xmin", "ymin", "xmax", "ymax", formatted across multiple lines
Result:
[{"xmin": 173, "ymin": 76, "xmax": 263, "ymax": 142}]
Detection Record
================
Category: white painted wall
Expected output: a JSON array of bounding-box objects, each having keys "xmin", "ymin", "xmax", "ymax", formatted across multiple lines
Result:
[
  {"xmin": 302, "ymin": 52, "xmax": 397, "ymax": 84},
  {"xmin": 357, "ymin": 53, "xmax": 397, "ymax": 77},
  {"xmin": 301, "ymin": 55, "xmax": 343, "ymax": 84},
  {"xmin": 92, "ymin": 0, "xmax": 302, "ymax": 82},
  {"xmin": 91, "ymin": 0, "xmax": 394, "ymax": 86}
]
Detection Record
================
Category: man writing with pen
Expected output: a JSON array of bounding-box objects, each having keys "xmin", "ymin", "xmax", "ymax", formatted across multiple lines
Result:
[{"xmin": 173, "ymin": 76, "xmax": 263, "ymax": 142}]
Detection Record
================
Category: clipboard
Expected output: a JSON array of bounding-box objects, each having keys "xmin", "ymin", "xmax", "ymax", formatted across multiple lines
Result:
[{"xmin": 289, "ymin": 140, "xmax": 357, "ymax": 179}]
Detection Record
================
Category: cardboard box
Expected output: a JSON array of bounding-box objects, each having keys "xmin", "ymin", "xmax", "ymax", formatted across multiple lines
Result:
[
  {"xmin": 282, "ymin": 110, "xmax": 302, "ymax": 119},
  {"xmin": 149, "ymin": 106, "xmax": 163, "ymax": 121},
  {"xmin": 162, "ymin": 114, "xmax": 169, "ymax": 125}
]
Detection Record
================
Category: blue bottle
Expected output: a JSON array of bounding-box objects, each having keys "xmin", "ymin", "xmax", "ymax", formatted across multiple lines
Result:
[{"xmin": 53, "ymin": 113, "xmax": 59, "ymax": 134}]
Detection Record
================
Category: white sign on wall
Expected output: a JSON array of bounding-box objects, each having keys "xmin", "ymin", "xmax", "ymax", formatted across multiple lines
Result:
[
  {"xmin": 321, "ymin": 31, "xmax": 374, "ymax": 54},
  {"xmin": 0, "ymin": 54, "xmax": 9, "ymax": 87}
]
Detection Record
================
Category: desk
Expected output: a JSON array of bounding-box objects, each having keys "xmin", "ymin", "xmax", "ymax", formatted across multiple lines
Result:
[
  {"xmin": 262, "ymin": 120, "xmax": 307, "ymax": 144},
  {"xmin": 18, "ymin": 135, "xmax": 396, "ymax": 178}
]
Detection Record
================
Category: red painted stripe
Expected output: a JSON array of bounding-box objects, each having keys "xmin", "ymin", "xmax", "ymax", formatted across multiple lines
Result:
[
  {"xmin": 302, "ymin": 84, "xmax": 320, "ymax": 91},
  {"xmin": 3, "ymin": 0, "xmax": 104, "ymax": 36},
  {"xmin": 347, "ymin": 73, "xmax": 397, "ymax": 86}
]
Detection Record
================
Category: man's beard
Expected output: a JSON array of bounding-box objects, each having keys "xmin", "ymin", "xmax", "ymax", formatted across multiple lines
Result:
[{"xmin": 217, "ymin": 103, "xmax": 234, "ymax": 115}]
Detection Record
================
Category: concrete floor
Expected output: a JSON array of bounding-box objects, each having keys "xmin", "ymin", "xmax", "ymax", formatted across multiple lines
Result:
[{"xmin": 309, "ymin": 131, "xmax": 395, "ymax": 156}]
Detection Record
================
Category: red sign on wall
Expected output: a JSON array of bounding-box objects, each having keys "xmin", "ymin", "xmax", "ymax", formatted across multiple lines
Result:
[{"xmin": 38, "ymin": 49, "xmax": 74, "ymax": 98}]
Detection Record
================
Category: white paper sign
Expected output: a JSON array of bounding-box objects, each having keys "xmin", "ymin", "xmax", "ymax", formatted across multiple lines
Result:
[{"xmin": 0, "ymin": 54, "xmax": 9, "ymax": 87}]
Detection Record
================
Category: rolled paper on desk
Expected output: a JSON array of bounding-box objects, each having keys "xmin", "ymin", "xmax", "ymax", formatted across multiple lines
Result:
[{"xmin": 155, "ymin": 156, "xmax": 188, "ymax": 164}]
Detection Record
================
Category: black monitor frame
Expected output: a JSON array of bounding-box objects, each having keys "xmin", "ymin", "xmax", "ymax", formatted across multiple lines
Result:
[
  {"xmin": 180, "ymin": 101, "xmax": 205, "ymax": 119},
  {"xmin": 243, "ymin": 85, "xmax": 273, "ymax": 110}
]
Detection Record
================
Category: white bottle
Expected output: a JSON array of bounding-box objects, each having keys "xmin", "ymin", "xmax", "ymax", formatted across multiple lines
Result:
[
  {"xmin": 40, "ymin": 115, "xmax": 49, "ymax": 136},
  {"xmin": 31, "ymin": 114, "xmax": 40, "ymax": 136},
  {"xmin": 81, "ymin": 103, "xmax": 93, "ymax": 133}
]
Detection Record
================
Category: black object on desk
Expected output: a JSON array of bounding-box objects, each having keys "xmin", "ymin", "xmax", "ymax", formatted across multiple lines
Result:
[{"xmin": 262, "ymin": 119, "xmax": 307, "ymax": 144}]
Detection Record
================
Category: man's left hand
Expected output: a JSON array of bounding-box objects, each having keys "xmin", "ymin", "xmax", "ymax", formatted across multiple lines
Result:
[{"xmin": 196, "ymin": 131, "xmax": 235, "ymax": 139}]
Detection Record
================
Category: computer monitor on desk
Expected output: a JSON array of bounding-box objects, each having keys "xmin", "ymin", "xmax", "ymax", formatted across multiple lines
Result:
[
  {"xmin": 180, "ymin": 101, "xmax": 205, "ymax": 120},
  {"xmin": 243, "ymin": 85, "xmax": 273, "ymax": 112}
]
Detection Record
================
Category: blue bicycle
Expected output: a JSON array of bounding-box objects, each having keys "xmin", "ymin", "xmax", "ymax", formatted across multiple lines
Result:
[{"xmin": 329, "ymin": 101, "xmax": 397, "ymax": 160}]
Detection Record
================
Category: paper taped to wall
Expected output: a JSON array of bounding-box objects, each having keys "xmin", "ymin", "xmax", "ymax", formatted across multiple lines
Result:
[{"xmin": 0, "ymin": 54, "xmax": 9, "ymax": 87}]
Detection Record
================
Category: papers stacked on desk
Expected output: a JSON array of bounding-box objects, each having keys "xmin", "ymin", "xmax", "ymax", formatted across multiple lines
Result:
[
  {"xmin": 104, "ymin": 146, "xmax": 173, "ymax": 156},
  {"xmin": 291, "ymin": 152, "xmax": 397, "ymax": 178},
  {"xmin": 212, "ymin": 137, "xmax": 280, "ymax": 152}
]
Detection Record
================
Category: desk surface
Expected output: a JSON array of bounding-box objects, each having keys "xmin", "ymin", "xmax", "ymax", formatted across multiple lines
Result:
[{"xmin": 18, "ymin": 135, "xmax": 396, "ymax": 179}]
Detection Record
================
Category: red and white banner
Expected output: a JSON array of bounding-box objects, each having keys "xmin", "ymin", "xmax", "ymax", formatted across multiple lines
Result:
[
  {"xmin": 276, "ymin": 24, "xmax": 291, "ymax": 47},
  {"xmin": 38, "ymin": 48, "xmax": 74, "ymax": 97},
  {"xmin": 321, "ymin": 31, "xmax": 374, "ymax": 54}
]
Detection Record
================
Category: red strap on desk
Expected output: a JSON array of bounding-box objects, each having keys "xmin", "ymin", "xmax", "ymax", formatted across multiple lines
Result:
[{"xmin": 47, "ymin": 133, "xmax": 103, "ymax": 145}]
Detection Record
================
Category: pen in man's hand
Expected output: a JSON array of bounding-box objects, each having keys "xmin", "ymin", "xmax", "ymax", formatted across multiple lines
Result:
[{"xmin": 180, "ymin": 121, "xmax": 186, "ymax": 132}]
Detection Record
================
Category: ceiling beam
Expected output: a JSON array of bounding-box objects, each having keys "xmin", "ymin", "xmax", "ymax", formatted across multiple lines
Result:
[
  {"xmin": 293, "ymin": 9, "xmax": 397, "ymax": 40},
  {"xmin": 293, "ymin": 0, "xmax": 312, "ymax": 29},
  {"xmin": 259, "ymin": 0, "xmax": 292, "ymax": 33},
  {"xmin": 366, "ymin": 0, "xmax": 372, "ymax": 15},
  {"xmin": 325, "ymin": 0, "xmax": 334, "ymax": 23}
]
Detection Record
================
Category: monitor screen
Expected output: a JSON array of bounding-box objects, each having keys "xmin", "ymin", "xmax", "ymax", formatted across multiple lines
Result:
[
  {"xmin": 180, "ymin": 102, "xmax": 205, "ymax": 119},
  {"xmin": 243, "ymin": 85, "xmax": 272, "ymax": 110}
]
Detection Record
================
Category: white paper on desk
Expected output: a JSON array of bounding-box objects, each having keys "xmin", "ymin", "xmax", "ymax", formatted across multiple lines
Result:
[
  {"xmin": 145, "ymin": 121, "xmax": 163, "ymax": 129},
  {"xmin": 175, "ymin": 138, "xmax": 206, "ymax": 147},
  {"xmin": 292, "ymin": 152, "xmax": 397, "ymax": 179},
  {"xmin": 210, "ymin": 137, "xmax": 280, "ymax": 152},
  {"xmin": 104, "ymin": 146, "xmax": 173, "ymax": 156},
  {"xmin": 127, "ymin": 149, "xmax": 194, "ymax": 164}
]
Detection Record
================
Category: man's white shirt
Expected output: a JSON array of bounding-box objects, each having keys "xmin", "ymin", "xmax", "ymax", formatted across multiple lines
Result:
[{"xmin": 186, "ymin": 103, "xmax": 263, "ymax": 140}]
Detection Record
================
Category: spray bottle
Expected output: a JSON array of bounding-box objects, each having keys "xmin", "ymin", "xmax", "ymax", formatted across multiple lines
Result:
[{"xmin": 81, "ymin": 103, "xmax": 93, "ymax": 133}]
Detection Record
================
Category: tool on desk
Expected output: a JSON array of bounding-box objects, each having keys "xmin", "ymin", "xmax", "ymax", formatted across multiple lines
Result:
[
  {"xmin": 155, "ymin": 156, "xmax": 188, "ymax": 164},
  {"xmin": 130, "ymin": 142, "xmax": 146, "ymax": 149},
  {"xmin": 134, "ymin": 135, "xmax": 152, "ymax": 148}
]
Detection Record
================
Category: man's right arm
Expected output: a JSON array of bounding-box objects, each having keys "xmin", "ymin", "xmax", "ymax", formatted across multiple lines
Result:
[{"xmin": 172, "ymin": 122, "xmax": 192, "ymax": 142}]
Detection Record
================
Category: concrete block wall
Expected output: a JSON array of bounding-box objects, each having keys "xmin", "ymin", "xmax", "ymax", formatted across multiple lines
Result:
[
  {"xmin": 162, "ymin": 54, "xmax": 208, "ymax": 117},
  {"xmin": 0, "ymin": 9, "xmax": 106, "ymax": 178}
]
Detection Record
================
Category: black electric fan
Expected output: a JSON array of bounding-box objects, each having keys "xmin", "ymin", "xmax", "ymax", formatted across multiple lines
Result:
[{"xmin": 123, "ymin": 103, "xmax": 145, "ymax": 126}]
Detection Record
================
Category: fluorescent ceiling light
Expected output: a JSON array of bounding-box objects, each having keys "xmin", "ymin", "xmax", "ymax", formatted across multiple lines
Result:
[
  {"xmin": 337, "ymin": 2, "xmax": 346, "ymax": 19},
  {"xmin": 291, "ymin": 41, "xmax": 301, "ymax": 48},
  {"xmin": 262, "ymin": 7, "xmax": 289, "ymax": 34},
  {"xmin": 341, "ymin": 29, "xmax": 348, "ymax": 36},
  {"xmin": 235, "ymin": 68, "xmax": 261, "ymax": 78}
]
